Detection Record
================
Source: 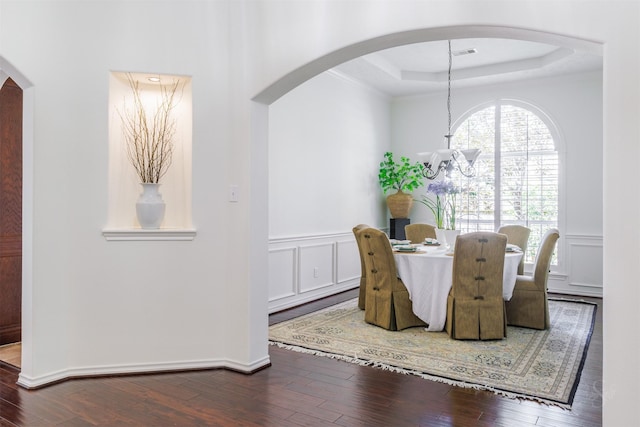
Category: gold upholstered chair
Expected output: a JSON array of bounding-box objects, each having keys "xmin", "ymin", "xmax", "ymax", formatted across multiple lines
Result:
[
  {"xmin": 352, "ymin": 224, "xmax": 371, "ymax": 310},
  {"xmin": 505, "ymin": 228, "xmax": 559, "ymax": 330},
  {"xmin": 356, "ymin": 227, "xmax": 426, "ymax": 331},
  {"xmin": 498, "ymin": 224, "xmax": 531, "ymax": 275},
  {"xmin": 405, "ymin": 223, "xmax": 437, "ymax": 244},
  {"xmin": 446, "ymin": 231, "xmax": 507, "ymax": 340}
]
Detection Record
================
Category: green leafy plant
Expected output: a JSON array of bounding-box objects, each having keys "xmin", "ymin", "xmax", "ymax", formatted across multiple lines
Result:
[{"xmin": 378, "ymin": 151, "xmax": 425, "ymax": 194}]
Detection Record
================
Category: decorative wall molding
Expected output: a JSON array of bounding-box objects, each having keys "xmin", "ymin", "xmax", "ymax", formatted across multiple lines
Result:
[
  {"xmin": 102, "ymin": 229, "xmax": 197, "ymax": 241},
  {"xmin": 326, "ymin": 69, "xmax": 391, "ymax": 100},
  {"xmin": 268, "ymin": 231, "xmax": 359, "ymax": 313},
  {"xmin": 563, "ymin": 233, "xmax": 603, "ymax": 240},
  {"xmin": 270, "ymin": 231, "xmax": 356, "ymax": 244},
  {"xmin": 336, "ymin": 239, "xmax": 360, "ymax": 284},
  {"xmin": 268, "ymin": 246, "xmax": 297, "ymax": 301},
  {"xmin": 548, "ymin": 233, "xmax": 602, "ymax": 297}
]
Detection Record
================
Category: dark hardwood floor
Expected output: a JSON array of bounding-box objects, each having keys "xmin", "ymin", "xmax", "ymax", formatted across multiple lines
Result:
[{"xmin": 0, "ymin": 289, "xmax": 602, "ymax": 426}]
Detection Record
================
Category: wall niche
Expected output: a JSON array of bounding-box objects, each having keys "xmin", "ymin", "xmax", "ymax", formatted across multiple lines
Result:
[{"xmin": 104, "ymin": 71, "xmax": 194, "ymax": 240}]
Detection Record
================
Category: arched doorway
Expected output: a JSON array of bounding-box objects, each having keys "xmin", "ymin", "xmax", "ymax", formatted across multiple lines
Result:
[
  {"xmin": 0, "ymin": 77, "xmax": 22, "ymax": 368},
  {"xmin": 0, "ymin": 59, "xmax": 33, "ymax": 373}
]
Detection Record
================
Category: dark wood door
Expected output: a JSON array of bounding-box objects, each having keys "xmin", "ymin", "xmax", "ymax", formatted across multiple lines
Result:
[{"xmin": 0, "ymin": 78, "xmax": 22, "ymax": 345}]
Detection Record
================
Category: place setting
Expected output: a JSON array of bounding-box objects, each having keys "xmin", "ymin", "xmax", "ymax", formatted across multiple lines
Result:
[{"xmin": 390, "ymin": 239, "xmax": 423, "ymax": 253}]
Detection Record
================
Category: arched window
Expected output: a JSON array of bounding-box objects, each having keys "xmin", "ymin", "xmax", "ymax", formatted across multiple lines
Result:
[{"xmin": 450, "ymin": 102, "xmax": 559, "ymax": 265}]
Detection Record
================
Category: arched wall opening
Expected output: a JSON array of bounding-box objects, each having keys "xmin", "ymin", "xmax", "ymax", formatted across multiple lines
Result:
[
  {"xmin": 250, "ymin": 24, "xmax": 603, "ymax": 325},
  {"xmin": 252, "ymin": 25, "xmax": 602, "ymax": 105}
]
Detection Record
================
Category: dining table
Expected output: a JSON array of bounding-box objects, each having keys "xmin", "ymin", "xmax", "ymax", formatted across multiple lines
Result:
[{"xmin": 393, "ymin": 243, "xmax": 523, "ymax": 331}]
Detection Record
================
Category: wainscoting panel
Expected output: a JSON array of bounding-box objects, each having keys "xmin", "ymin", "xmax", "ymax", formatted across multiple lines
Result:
[
  {"xmin": 299, "ymin": 243, "xmax": 335, "ymax": 293},
  {"xmin": 567, "ymin": 236, "xmax": 603, "ymax": 291},
  {"xmin": 547, "ymin": 234, "xmax": 603, "ymax": 297},
  {"xmin": 336, "ymin": 239, "xmax": 360, "ymax": 284},
  {"xmin": 269, "ymin": 232, "xmax": 360, "ymax": 313},
  {"xmin": 268, "ymin": 247, "xmax": 297, "ymax": 302}
]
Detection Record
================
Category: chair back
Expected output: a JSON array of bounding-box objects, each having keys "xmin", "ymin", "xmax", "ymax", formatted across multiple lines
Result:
[
  {"xmin": 356, "ymin": 227, "xmax": 398, "ymax": 329},
  {"xmin": 447, "ymin": 231, "xmax": 507, "ymax": 339},
  {"xmin": 356, "ymin": 226, "xmax": 425, "ymax": 330},
  {"xmin": 357, "ymin": 227, "xmax": 398, "ymax": 293},
  {"xmin": 405, "ymin": 223, "xmax": 437, "ymax": 244},
  {"xmin": 352, "ymin": 224, "xmax": 370, "ymax": 309},
  {"xmin": 497, "ymin": 225, "xmax": 531, "ymax": 274},
  {"xmin": 531, "ymin": 228, "xmax": 560, "ymax": 289},
  {"xmin": 451, "ymin": 232, "xmax": 507, "ymax": 301}
]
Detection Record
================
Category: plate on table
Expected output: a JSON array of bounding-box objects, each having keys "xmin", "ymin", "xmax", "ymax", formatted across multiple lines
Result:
[
  {"xmin": 506, "ymin": 244, "xmax": 521, "ymax": 252},
  {"xmin": 390, "ymin": 239, "xmax": 411, "ymax": 245},
  {"xmin": 395, "ymin": 245, "xmax": 418, "ymax": 253},
  {"xmin": 423, "ymin": 238, "xmax": 440, "ymax": 246}
]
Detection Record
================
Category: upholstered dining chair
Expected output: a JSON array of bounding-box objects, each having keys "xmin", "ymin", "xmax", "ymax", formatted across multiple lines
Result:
[
  {"xmin": 405, "ymin": 223, "xmax": 437, "ymax": 244},
  {"xmin": 497, "ymin": 224, "xmax": 531, "ymax": 275},
  {"xmin": 505, "ymin": 228, "xmax": 559, "ymax": 330},
  {"xmin": 352, "ymin": 224, "xmax": 370, "ymax": 310},
  {"xmin": 356, "ymin": 227, "xmax": 426, "ymax": 331},
  {"xmin": 446, "ymin": 232, "xmax": 508, "ymax": 340}
]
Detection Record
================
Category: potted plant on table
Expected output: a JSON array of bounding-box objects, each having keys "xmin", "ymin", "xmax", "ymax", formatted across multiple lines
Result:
[
  {"xmin": 378, "ymin": 151, "xmax": 425, "ymax": 218},
  {"xmin": 417, "ymin": 179, "xmax": 462, "ymax": 246}
]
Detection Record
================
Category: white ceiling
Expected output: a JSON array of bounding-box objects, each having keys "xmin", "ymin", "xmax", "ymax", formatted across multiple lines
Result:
[{"xmin": 332, "ymin": 38, "xmax": 603, "ymax": 97}]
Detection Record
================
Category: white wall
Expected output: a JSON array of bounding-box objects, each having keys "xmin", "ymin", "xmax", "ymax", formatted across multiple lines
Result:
[
  {"xmin": 269, "ymin": 71, "xmax": 389, "ymax": 236},
  {"xmin": 268, "ymin": 70, "xmax": 389, "ymax": 311},
  {"xmin": 1, "ymin": 0, "xmax": 637, "ymax": 425},
  {"xmin": 1, "ymin": 0, "xmax": 269, "ymax": 386},
  {"xmin": 392, "ymin": 70, "xmax": 603, "ymax": 296}
]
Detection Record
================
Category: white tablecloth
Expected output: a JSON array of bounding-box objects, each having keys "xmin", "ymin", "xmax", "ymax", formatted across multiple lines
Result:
[{"xmin": 394, "ymin": 246, "xmax": 523, "ymax": 331}]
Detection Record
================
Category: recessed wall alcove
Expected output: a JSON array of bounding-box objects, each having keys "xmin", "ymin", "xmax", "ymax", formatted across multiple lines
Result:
[{"xmin": 103, "ymin": 71, "xmax": 195, "ymax": 241}]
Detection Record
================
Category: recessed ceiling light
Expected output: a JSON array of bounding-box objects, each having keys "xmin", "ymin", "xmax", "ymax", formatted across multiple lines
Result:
[
  {"xmin": 147, "ymin": 77, "xmax": 161, "ymax": 83},
  {"xmin": 452, "ymin": 48, "xmax": 477, "ymax": 56}
]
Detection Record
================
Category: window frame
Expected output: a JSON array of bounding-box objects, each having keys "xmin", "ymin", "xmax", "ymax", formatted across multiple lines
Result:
[{"xmin": 451, "ymin": 99, "xmax": 566, "ymax": 273}]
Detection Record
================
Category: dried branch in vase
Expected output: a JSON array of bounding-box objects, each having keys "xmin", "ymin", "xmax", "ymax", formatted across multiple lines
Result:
[{"xmin": 119, "ymin": 73, "xmax": 183, "ymax": 183}]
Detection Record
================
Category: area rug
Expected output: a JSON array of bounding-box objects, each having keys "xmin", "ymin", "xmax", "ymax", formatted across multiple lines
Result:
[{"xmin": 269, "ymin": 298, "xmax": 596, "ymax": 409}]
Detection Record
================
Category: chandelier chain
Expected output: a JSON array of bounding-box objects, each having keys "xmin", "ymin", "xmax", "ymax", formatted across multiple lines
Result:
[
  {"xmin": 419, "ymin": 39, "xmax": 479, "ymax": 180},
  {"xmin": 447, "ymin": 40, "xmax": 452, "ymax": 144}
]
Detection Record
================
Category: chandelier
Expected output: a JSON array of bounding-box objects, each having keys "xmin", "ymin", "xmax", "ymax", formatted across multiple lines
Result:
[{"xmin": 418, "ymin": 40, "xmax": 480, "ymax": 180}]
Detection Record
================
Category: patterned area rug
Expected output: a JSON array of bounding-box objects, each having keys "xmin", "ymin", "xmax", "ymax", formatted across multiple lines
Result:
[{"xmin": 269, "ymin": 298, "xmax": 596, "ymax": 409}]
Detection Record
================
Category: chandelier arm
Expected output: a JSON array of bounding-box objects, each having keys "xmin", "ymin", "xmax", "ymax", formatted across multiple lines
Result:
[
  {"xmin": 421, "ymin": 164, "xmax": 442, "ymax": 180},
  {"xmin": 449, "ymin": 152, "xmax": 476, "ymax": 178}
]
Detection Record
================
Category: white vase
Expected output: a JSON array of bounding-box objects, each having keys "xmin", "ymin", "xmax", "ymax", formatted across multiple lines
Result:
[
  {"xmin": 436, "ymin": 229, "xmax": 461, "ymax": 249},
  {"xmin": 136, "ymin": 183, "xmax": 166, "ymax": 229}
]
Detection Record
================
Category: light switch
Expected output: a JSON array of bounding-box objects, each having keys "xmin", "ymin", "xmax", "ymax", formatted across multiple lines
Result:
[{"xmin": 229, "ymin": 185, "xmax": 239, "ymax": 202}]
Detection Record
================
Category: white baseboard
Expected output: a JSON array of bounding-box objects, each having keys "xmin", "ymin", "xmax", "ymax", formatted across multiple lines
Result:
[{"xmin": 16, "ymin": 356, "xmax": 271, "ymax": 389}]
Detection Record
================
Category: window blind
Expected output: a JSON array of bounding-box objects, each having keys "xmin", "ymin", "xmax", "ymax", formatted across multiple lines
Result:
[{"xmin": 451, "ymin": 103, "xmax": 558, "ymax": 264}]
